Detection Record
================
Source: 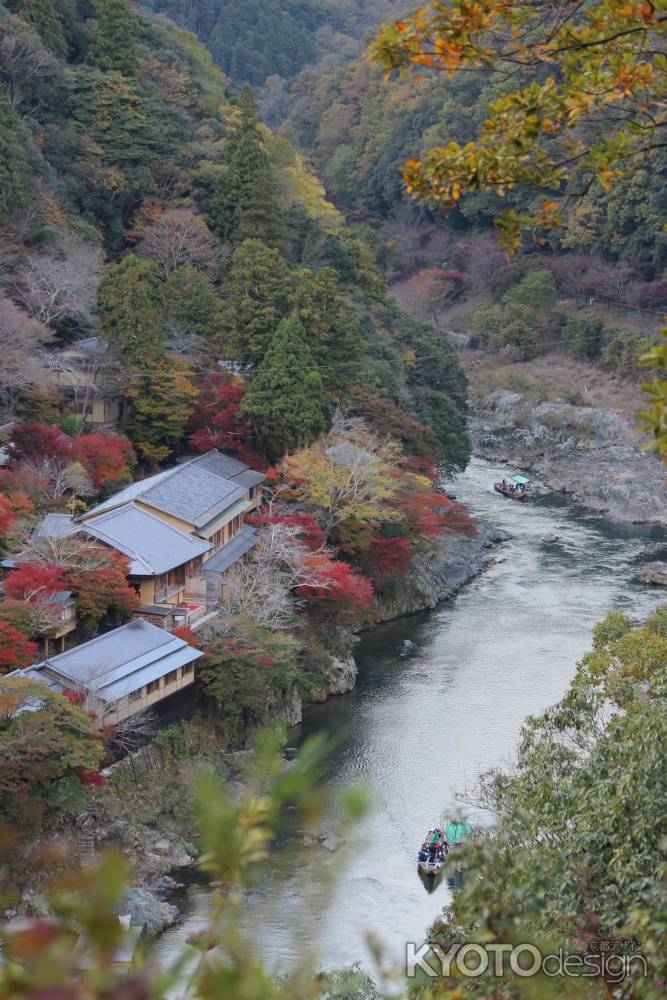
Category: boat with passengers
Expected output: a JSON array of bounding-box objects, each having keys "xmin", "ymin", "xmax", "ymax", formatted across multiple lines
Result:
[
  {"xmin": 417, "ymin": 821, "xmax": 475, "ymax": 877},
  {"xmin": 494, "ymin": 474, "xmax": 530, "ymax": 501}
]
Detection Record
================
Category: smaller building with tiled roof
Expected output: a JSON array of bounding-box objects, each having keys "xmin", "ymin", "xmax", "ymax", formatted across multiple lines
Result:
[{"xmin": 13, "ymin": 619, "xmax": 203, "ymax": 723}]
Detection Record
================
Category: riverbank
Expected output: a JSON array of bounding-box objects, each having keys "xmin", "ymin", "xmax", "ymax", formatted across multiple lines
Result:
[
  {"xmin": 157, "ymin": 457, "xmax": 666, "ymax": 972},
  {"xmin": 3, "ymin": 513, "xmax": 508, "ymax": 932},
  {"xmin": 114, "ymin": 518, "xmax": 509, "ymax": 927},
  {"xmin": 469, "ymin": 389, "xmax": 667, "ymax": 524}
]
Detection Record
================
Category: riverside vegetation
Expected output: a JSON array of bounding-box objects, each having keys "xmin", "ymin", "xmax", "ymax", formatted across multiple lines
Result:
[{"xmin": 1, "ymin": 1, "xmax": 666, "ymax": 998}]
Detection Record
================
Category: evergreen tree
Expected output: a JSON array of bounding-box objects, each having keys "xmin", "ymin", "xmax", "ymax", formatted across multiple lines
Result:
[
  {"xmin": 204, "ymin": 87, "xmax": 284, "ymax": 247},
  {"xmin": 0, "ymin": 92, "xmax": 32, "ymax": 225},
  {"xmin": 97, "ymin": 255, "xmax": 164, "ymax": 366},
  {"xmin": 291, "ymin": 267, "xmax": 359, "ymax": 394},
  {"xmin": 240, "ymin": 313, "xmax": 330, "ymax": 462},
  {"xmin": 222, "ymin": 239, "xmax": 292, "ymax": 363},
  {"xmin": 90, "ymin": 0, "xmax": 137, "ymax": 74},
  {"xmin": 6, "ymin": 0, "xmax": 66, "ymax": 54},
  {"xmin": 163, "ymin": 265, "xmax": 222, "ymax": 343},
  {"xmin": 125, "ymin": 355, "xmax": 198, "ymax": 464}
]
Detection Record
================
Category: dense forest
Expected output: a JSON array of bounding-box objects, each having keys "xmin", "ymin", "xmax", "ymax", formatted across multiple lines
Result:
[
  {"xmin": 139, "ymin": 0, "xmax": 400, "ymax": 86},
  {"xmin": 1, "ymin": 2, "xmax": 666, "ymax": 999},
  {"xmin": 0, "ymin": 0, "xmax": 470, "ymax": 467}
]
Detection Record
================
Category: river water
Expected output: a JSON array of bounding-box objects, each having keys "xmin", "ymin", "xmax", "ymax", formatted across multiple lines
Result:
[{"xmin": 157, "ymin": 457, "xmax": 665, "ymax": 976}]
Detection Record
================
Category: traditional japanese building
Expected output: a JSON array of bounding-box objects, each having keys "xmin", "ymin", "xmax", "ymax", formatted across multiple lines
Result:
[
  {"xmin": 12, "ymin": 618, "xmax": 203, "ymax": 724},
  {"xmin": 31, "ymin": 451, "xmax": 264, "ymax": 630}
]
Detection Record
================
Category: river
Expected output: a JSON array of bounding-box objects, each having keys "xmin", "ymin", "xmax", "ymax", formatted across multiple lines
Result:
[{"xmin": 157, "ymin": 457, "xmax": 665, "ymax": 977}]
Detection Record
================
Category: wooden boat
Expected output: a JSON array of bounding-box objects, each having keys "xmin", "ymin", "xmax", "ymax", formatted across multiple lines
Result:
[
  {"xmin": 494, "ymin": 474, "xmax": 529, "ymax": 501},
  {"xmin": 418, "ymin": 828, "xmax": 446, "ymax": 876},
  {"xmin": 418, "ymin": 855, "xmax": 445, "ymax": 876}
]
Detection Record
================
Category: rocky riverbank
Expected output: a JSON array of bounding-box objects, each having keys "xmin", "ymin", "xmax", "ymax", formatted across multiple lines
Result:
[
  {"xmin": 105, "ymin": 521, "xmax": 508, "ymax": 931},
  {"xmin": 470, "ymin": 390, "xmax": 667, "ymax": 524},
  {"xmin": 5, "ymin": 517, "xmax": 508, "ymax": 934}
]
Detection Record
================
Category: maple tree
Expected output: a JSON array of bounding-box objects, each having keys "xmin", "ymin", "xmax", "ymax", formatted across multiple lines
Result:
[
  {"xmin": 171, "ymin": 624, "xmax": 202, "ymax": 649},
  {"xmin": 249, "ymin": 506, "xmax": 326, "ymax": 553},
  {"xmin": 359, "ymin": 534, "xmax": 413, "ymax": 589},
  {"xmin": 404, "ymin": 267, "xmax": 465, "ymax": 323},
  {"xmin": 72, "ymin": 432, "xmax": 136, "ymax": 492},
  {"xmin": 66, "ymin": 549, "xmax": 139, "ymax": 632},
  {"xmin": 0, "ymin": 490, "xmax": 33, "ymax": 552},
  {"xmin": 0, "ymin": 674, "xmax": 104, "ymax": 832},
  {"xmin": 7, "ymin": 421, "xmax": 71, "ymax": 464},
  {"xmin": 2, "ymin": 561, "xmax": 67, "ymax": 636},
  {"xmin": 0, "ymin": 620, "xmax": 38, "ymax": 674},
  {"xmin": 370, "ymin": 1, "xmax": 667, "ymax": 252},
  {"xmin": 295, "ymin": 550, "xmax": 374, "ymax": 623},
  {"xmin": 278, "ymin": 419, "xmax": 403, "ymax": 537},
  {"xmin": 187, "ymin": 374, "xmax": 260, "ymax": 464},
  {"xmin": 199, "ymin": 615, "xmax": 299, "ymax": 733},
  {"xmin": 125, "ymin": 355, "xmax": 199, "ymax": 464}
]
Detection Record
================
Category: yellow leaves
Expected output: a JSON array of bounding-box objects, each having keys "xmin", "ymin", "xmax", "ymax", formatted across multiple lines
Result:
[{"xmin": 401, "ymin": 348, "xmax": 417, "ymax": 369}]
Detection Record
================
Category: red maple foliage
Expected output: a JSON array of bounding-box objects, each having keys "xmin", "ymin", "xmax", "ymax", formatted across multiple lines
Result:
[
  {"xmin": 0, "ymin": 491, "xmax": 34, "ymax": 545},
  {"xmin": 187, "ymin": 374, "xmax": 266, "ymax": 469},
  {"xmin": 4, "ymin": 562, "xmax": 67, "ymax": 603},
  {"xmin": 392, "ymin": 469, "xmax": 477, "ymax": 539},
  {"xmin": 361, "ymin": 536, "xmax": 413, "ymax": 587},
  {"xmin": 172, "ymin": 624, "xmax": 202, "ymax": 649},
  {"xmin": 248, "ymin": 506, "xmax": 326, "ymax": 551},
  {"xmin": 0, "ymin": 620, "xmax": 38, "ymax": 674},
  {"xmin": 77, "ymin": 769, "xmax": 105, "ymax": 787},
  {"xmin": 8, "ymin": 422, "xmax": 72, "ymax": 464},
  {"xmin": 0, "ymin": 465, "xmax": 54, "ymax": 507},
  {"xmin": 67, "ymin": 551, "xmax": 139, "ymax": 631},
  {"xmin": 72, "ymin": 433, "xmax": 136, "ymax": 492},
  {"xmin": 295, "ymin": 551, "xmax": 374, "ymax": 622}
]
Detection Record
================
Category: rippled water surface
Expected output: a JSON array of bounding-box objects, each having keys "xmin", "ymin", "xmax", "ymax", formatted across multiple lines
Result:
[{"xmin": 157, "ymin": 458, "xmax": 665, "ymax": 974}]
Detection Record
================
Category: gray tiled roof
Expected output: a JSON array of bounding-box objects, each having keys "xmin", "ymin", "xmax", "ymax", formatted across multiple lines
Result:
[
  {"xmin": 233, "ymin": 469, "xmax": 266, "ymax": 488},
  {"xmin": 28, "ymin": 618, "xmax": 202, "ymax": 703},
  {"xmin": 190, "ymin": 451, "xmax": 249, "ymax": 478},
  {"xmin": 33, "ymin": 514, "xmax": 76, "ymax": 539},
  {"xmin": 84, "ymin": 504, "xmax": 211, "ymax": 576},
  {"xmin": 82, "ymin": 451, "xmax": 255, "ymax": 528},
  {"xmin": 144, "ymin": 464, "xmax": 246, "ymax": 526},
  {"xmin": 203, "ymin": 526, "xmax": 258, "ymax": 573},
  {"xmin": 79, "ymin": 468, "xmax": 176, "ymax": 518}
]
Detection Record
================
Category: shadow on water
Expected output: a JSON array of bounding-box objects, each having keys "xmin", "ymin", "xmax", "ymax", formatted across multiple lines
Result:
[{"xmin": 157, "ymin": 458, "xmax": 667, "ymax": 975}]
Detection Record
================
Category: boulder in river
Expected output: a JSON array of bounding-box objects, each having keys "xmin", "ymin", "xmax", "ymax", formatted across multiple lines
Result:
[
  {"xmin": 399, "ymin": 639, "xmax": 417, "ymax": 657},
  {"xmin": 122, "ymin": 887, "xmax": 179, "ymax": 934},
  {"xmin": 541, "ymin": 534, "xmax": 561, "ymax": 545},
  {"xmin": 633, "ymin": 542, "xmax": 667, "ymax": 563},
  {"xmin": 637, "ymin": 562, "xmax": 667, "ymax": 587}
]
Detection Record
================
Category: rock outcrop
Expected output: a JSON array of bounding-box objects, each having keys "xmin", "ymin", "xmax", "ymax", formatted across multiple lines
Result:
[
  {"xmin": 637, "ymin": 562, "xmax": 667, "ymax": 587},
  {"xmin": 122, "ymin": 886, "xmax": 180, "ymax": 934},
  {"xmin": 375, "ymin": 520, "xmax": 510, "ymax": 620},
  {"xmin": 470, "ymin": 390, "xmax": 667, "ymax": 524}
]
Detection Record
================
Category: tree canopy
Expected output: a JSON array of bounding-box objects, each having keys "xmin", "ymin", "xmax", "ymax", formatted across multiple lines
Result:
[{"xmin": 370, "ymin": 1, "xmax": 667, "ymax": 253}]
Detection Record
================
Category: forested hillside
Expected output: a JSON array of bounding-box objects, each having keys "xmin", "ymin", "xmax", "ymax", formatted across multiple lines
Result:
[
  {"xmin": 0, "ymin": 0, "xmax": 470, "ymax": 470},
  {"xmin": 283, "ymin": 56, "xmax": 667, "ymax": 280},
  {"xmin": 276, "ymin": 14, "xmax": 667, "ymax": 382},
  {"xmin": 139, "ymin": 0, "xmax": 400, "ymax": 86}
]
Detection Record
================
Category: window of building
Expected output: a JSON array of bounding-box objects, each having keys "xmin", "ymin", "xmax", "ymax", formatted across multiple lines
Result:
[
  {"xmin": 164, "ymin": 669, "xmax": 178, "ymax": 686},
  {"xmin": 146, "ymin": 679, "xmax": 161, "ymax": 694},
  {"xmin": 182, "ymin": 662, "xmax": 194, "ymax": 676},
  {"xmin": 129, "ymin": 688, "xmax": 142, "ymax": 702}
]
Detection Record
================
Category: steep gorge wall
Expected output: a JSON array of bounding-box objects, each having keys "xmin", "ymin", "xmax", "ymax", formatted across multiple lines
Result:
[{"xmin": 471, "ymin": 390, "xmax": 667, "ymax": 524}]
